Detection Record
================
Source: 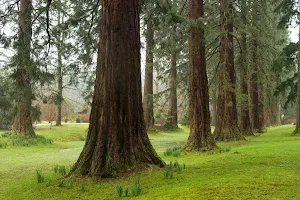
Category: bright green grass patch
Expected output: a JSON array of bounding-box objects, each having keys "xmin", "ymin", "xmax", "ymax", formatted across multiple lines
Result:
[{"xmin": 1, "ymin": 125, "xmax": 300, "ymax": 199}]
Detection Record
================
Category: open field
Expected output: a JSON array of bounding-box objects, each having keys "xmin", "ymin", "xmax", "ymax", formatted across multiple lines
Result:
[{"xmin": 0, "ymin": 125, "xmax": 300, "ymax": 200}]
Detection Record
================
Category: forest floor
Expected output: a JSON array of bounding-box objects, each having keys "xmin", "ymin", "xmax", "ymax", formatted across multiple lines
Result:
[{"xmin": 0, "ymin": 125, "xmax": 300, "ymax": 200}]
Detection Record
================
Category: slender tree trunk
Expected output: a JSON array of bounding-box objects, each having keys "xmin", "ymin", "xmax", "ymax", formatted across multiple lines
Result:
[
  {"xmin": 70, "ymin": 0, "xmax": 164, "ymax": 177},
  {"xmin": 258, "ymin": 78, "xmax": 264, "ymax": 130},
  {"xmin": 12, "ymin": 0, "xmax": 35, "ymax": 137},
  {"xmin": 293, "ymin": 21, "xmax": 300, "ymax": 134},
  {"xmin": 213, "ymin": 0, "xmax": 245, "ymax": 141},
  {"xmin": 143, "ymin": 5, "xmax": 155, "ymax": 131},
  {"xmin": 211, "ymin": 89, "xmax": 217, "ymax": 126},
  {"xmin": 239, "ymin": 0, "xmax": 253, "ymax": 136},
  {"xmin": 185, "ymin": 0, "xmax": 217, "ymax": 151},
  {"xmin": 165, "ymin": 46, "xmax": 178, "ymax": 129},
  {"xmin": 56, "ymin": 6, "xmax": 63, "ymax": 126}
]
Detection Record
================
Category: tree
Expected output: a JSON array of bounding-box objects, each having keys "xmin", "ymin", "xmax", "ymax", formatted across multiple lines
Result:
[
  {"xmin": 238, "ymin": 0, "xmax": 253, "ymax": 135},
  {"xmin": 213, "ymin": 0, "xmax": 245, "ymax": 141},
  {"xmin": 12, "ymin": 0, "xmax": 35, "ymax": 136},
  {"xmin": 70, "ymin": 0, "xmax": 164, "ymax": 177},
  {"xmin": 165, "ymin": 27, "xmax": 179, "ymax": 130},
  {"xmin": 185, "ymin": 0, "xmax": 217, "ymax": 151},
  {"xmin": 294, "ymin": 20, "xmax": 300, "ymax": 134},
  {"xmin": 143, "ymin": 2, "xmax": 155, "ymax": 131}
]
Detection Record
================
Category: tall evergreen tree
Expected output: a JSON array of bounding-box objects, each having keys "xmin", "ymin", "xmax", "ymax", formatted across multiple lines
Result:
[
  {"xmin": 143, "ymin": 2, "xmax": 155, "ymax": 131},
  {"xmin": 238, "ymin": 0, "xmax": 253, "ymax": 135},
  {"xmin": 12, "ymin": 0, "xmax": 35, "ymax": 136},
  {"xmin": 185, "ymin": 0, "xmax": 216, "ymax": 151},
  {"xmin": 70, "ymin": 0, "xmax": 164, "ymax": 177},
  {"xmin": 213, "ymin": 0, "xmax": 245, "ymax": 141}
]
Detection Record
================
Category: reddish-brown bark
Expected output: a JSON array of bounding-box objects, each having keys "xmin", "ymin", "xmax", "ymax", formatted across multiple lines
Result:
[
  {"xmin": 12, "ymin": 0, "xmax": 35, "ymax": 137},
  {"xmin": 143, "ymin": 7, "xmax": 155, "ymax": 131},
  {"xmin": 70, "ymin": 0, "xmax": 164, "ymax": 177},
  {"xmin": 239, "ymin": 0, "xmax": 253, "ymax": 136},
  {"xmin": 213, "ymin": 0, "xmax": 245, "ymax": 141},
  {"xmin": 185, "ymin": 0, "xmax": 217, "ymax": 151},
  {"xmin": 165, "ymin": 47, "xmax": 178, "ymax": 130}
]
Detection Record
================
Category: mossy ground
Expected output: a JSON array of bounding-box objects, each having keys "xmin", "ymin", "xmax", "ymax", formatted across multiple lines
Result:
[{"xmin": 1, "ymin": 125, "xmax": 300, "ymax": 199}]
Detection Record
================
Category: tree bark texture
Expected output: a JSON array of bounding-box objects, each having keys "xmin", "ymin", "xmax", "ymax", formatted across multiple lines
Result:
[
  {"xmin": 185, "ymin": 0, "xmax": 217, "ymax": 151},
  {"xmin": 56, "ymin": 6, "xmax": 64, "ymax": 126},
  {"xmin": 213, "ymin": 0, "xmax": 245, "ymax": 141},
  {"xmin": 143, "ymin": 6, "xmax": 155, "ymax": 131},
  {"xmin": 12, "ymin": 0, "xmax": 35, "ymax": 137},
  {"xmin": 293, "ymin": 22, "xmax": 300, "ymax": 134},
  {"xmin": 70, "ymin": 0, "xmax": 164, "ymax": 177},
  {"xmin": 239, "ymin": 0, "xmax": 253, "ymax": 136},
  {"xmin": 165, "ymin": 47, "xmax": 178, "ymax": 129}
]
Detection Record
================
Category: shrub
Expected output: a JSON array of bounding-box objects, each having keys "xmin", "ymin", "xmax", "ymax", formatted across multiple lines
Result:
[{"xmin": 76, "ymin": 118, "xmax": 82, "ymax": 123}]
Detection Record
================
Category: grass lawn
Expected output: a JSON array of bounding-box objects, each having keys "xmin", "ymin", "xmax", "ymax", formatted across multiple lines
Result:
[{"xmin": 0, "ymin": 125, "xmax": 300, "ymax": 199}]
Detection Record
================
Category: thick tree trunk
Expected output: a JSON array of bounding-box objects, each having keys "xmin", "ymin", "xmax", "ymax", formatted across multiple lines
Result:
[
  {"xmin": 70, "ymin": 0, "xmax": 164, "ymax": 177},
  {"xmin": 143, "ymin": 6, "xmax": 155, "ymax": 131},
  {"xmin": 249, "ymin": 0, "xmax": 264, "ymax": 133},
  {"xmin": 56, "ymin": 7, "xmax": 63, "ymax": 126},
  {"xmin": 293, "ymin": 22, "xmax": 300, "ymax": 134},
  {"xmin": 185, "ymin": 0, "xmax": 217, "ymax": 151},
  {"xmin": 165, "ymin": 47, "xmax": 178, "ymax": 130},
  {"xmin": 12, "ymin": 0, "xmax": 35, "ymax": 137},
  {"xmin": 214, "ymin": 0, "xmax": 245, "ymax": 141},
  {"xmin": 239, "ymin": 0, "xmax": 253, "ymax": 136}
]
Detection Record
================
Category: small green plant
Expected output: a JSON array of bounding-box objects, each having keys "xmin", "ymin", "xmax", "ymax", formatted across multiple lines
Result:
[
  {"xmin": 164, "ymin": 161, "xmax": 185, "ymax": 178},
  {"xmin": 80, "ymin": 182, "xmax": 86, "ymax": 192},
  {"xmin": 53, "ymin": 165, "xmax": 69, "ymax": 176},
  {"xmin": 116, "ymin": 185, "xmax": 123, "ymax": 197},
  {"xmin": 36, "ymin": 170, "xmax": 44, "ymax": 183},
  {"xmin": 0, "ymin": 142, "xmax": 7, "ymax": 148},
  {"xmin": 131, "ymin": 175, "xmax": 142, "ymax": 197},
  {"xmin": 164, "ymin": 146, "xmax": 181, "ymax": 157},
  {"xmin": 124, "ymin": 187, "xmax": 129, "ymax": 197},
  {"xmin": 131, "ymin": 184, "xmax": 142, "ymax": 197}
]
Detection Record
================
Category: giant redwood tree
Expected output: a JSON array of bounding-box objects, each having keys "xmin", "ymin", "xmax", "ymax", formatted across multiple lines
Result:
[
  {"xmin": 70, "ymin": 0, "xmax": 164, "ymax": 177},
  {"xmin": 185, "ymin": 0, "xmax": 216, "ymax": 151},
  {"xmin": 239, "ymin": 0, "xmax": 253, "ymax": 136},
  {"xmin": 143, "ymin": 3, "xmax": 155, "ymax": 131},
  {"xmin": 12, "ymin": 0, "xmax": 35, "ymax": 136},
  {"xmin": 213, "ymin": 0, "xmax": 245, "ymax": 141}
]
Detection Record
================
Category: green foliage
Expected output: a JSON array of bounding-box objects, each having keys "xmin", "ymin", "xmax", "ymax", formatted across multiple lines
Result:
[
  {"xmin": 9, "ymin": 135, "xmax": 53, "ymax": 147},
  {"xmin": 207, "ymin": 147, "xmax": 230, "ymax": 155},
  {"xmin": 36, "ymin": 170, "xmax": 44, "ymax": 183},
  {"xmin": 164, "ymin": 146, "xmax": 181, "ymax": 157},
  {"xmin": 163, "ymin": 161, "xmax": 185, "ymax": 178},
  {"xmin": 80, "ymin": 182, "xmax": 86, "ymax": 192},
  {"xmin": 75, "ymin": 118, "xmax": 82, "ymax": 123},
  {"xmin": 53, "ymin": 165, "xmax": 69, "ymax": 176},
  {"xmin": 115, "ymin": 185, "xmax": 123, "ymax": 197}
]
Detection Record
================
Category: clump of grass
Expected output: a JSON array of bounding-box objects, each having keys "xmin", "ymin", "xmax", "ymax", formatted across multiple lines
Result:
[
  {"xmin": 53, "ymin": 165, "xmax": 69, "ymax": 176},
  {"xmin": 116, "ymin": 185, "xmax": 123, "ymax": 197},
  {"xmin": 163, "ymin": 161, "xmax": 186, "ymax": 178},
  {"xmin": 207, "ymin": 147, "xmax": 231, "ymax": 155},
  {"xmin": 80, "ymin": 182, "xmax": 86, "ymax": 192},
  {"xmin": 3, "ymin": 134, "xmax": 53, "ymax": 147},
  {"xmin": 164, "ymin": 146, "xmax": 181, "ymax": 157},
  {"xmin": 36, "ymin": 170, "xmax": 44, "ymax": 183},
  {"xmin": 0, "ymin": 142, "xmax": 7, "ymax": 148},
  {"xmin": 115, "ymin": 176, "xmax": 142, "ymax": 197}
]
